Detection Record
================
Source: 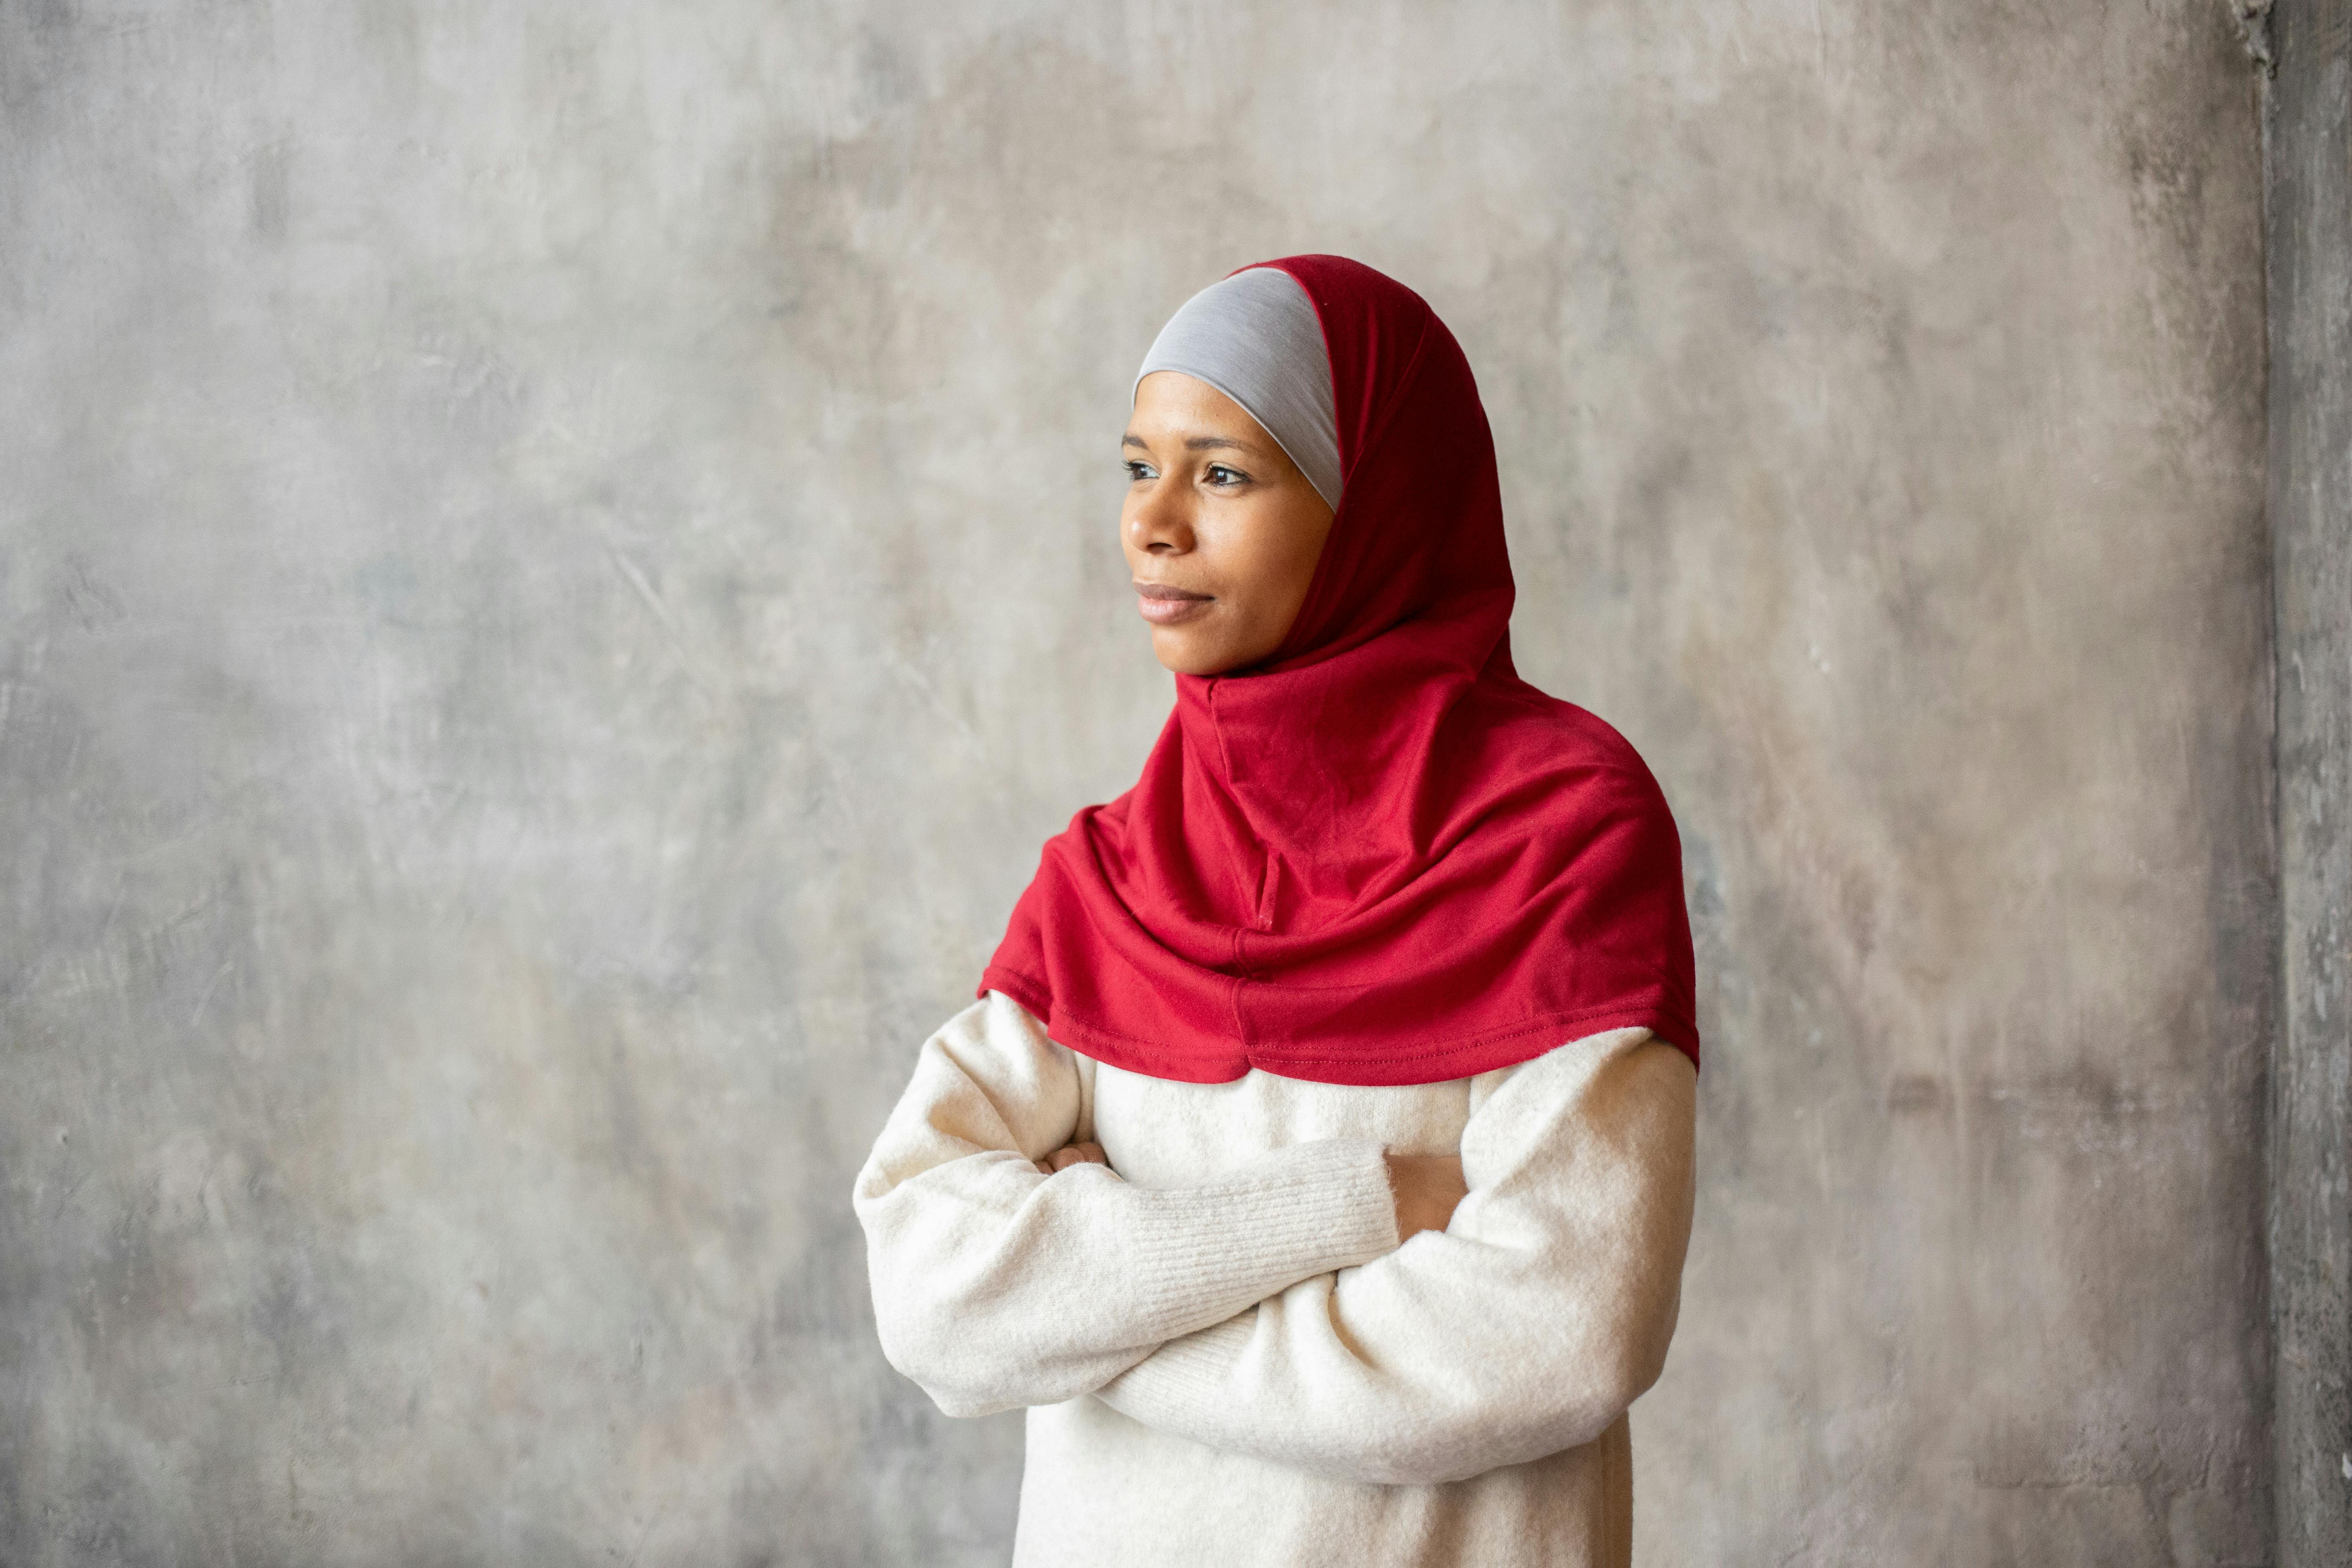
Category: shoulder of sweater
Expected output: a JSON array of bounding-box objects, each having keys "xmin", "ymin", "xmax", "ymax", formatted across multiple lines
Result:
[{"xmin": 1465, "ymin": 1025, "xmax": 1676, "ymax": 1115}]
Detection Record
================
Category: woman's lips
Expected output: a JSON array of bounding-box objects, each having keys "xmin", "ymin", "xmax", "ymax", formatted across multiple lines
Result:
[{"xmin": 1136, "ymin": 582, "xmax": 1213, "ymax": 626}]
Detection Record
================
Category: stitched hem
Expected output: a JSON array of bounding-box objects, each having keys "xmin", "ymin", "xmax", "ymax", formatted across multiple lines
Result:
[{"xmin": 980, "ymin": 973, "xmax": 1700, "ymax": 1084}]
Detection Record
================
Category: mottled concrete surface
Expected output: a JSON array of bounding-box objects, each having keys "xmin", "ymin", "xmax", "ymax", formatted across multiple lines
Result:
[
  {"xmin": 0, "ymin": 2, "xmax": 2272, "ymax": 1563},
  {"xmin": 2268, "ymin": 2, "xmax": 2352, "ymax": 1562}
]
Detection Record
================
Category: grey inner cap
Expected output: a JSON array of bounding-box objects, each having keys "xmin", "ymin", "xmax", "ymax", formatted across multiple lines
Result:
[{"xmin": 1134, "ymin": 267, "xmax": 1342, "ymax": 510}]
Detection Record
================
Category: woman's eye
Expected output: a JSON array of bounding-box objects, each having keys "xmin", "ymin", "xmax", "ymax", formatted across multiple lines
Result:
[
  {"xmin": 1124, "ymin": 460, "xmax": 1156, "ymax": 482},
  {"xmin": 1204, "ymin": 465, "xmax": 1246, "ymax": 487}
]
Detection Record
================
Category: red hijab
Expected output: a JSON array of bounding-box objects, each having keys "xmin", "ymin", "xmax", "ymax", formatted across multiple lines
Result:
[{"xmin": 981, "ymin": 255, "xmax": 1700, "ymax": 1086}]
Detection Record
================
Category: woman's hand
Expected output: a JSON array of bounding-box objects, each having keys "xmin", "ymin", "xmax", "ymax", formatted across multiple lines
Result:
[
  {"xmin": 1035, "ymin": 1142, "xmax": 1111, "ymax": 1176},
  {"xmin": 1385, "ymin": 1152, "xmax": 1468, "ymax": 1242}
]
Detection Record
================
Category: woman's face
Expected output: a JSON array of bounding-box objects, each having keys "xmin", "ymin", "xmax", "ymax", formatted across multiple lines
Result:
[{"xmin": 1121, "ymin": 371, "xmax": 1337, "ymax": 676}]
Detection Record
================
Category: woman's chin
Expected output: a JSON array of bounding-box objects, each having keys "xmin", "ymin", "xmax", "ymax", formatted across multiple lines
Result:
[
  {"xmin": 1152, "ymin": 631, "xmax": 1273, "ymax": 678},
  {"xmin": 1150, "ymin": 629, "xmax": 1225, "ymax": 677}
]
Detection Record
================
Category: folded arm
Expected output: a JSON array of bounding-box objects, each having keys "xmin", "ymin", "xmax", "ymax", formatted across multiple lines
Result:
[
  {"xmin": 1096, "ymin": 1027, "xmax": 1698, "ymax": 1485},
  {"xmin": 852, "ymin": 992, "xmax": 1400, "ymax": 1418}
]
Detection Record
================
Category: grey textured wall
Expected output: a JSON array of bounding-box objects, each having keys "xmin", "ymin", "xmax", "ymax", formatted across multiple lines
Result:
[
  {"xmin": 2268, "ymin": 1, "xmax": 2352, "ymax": 1561},
  {"xmin": 0, "ymin": 2, "xmax": 2272, "ymax": 1563}
]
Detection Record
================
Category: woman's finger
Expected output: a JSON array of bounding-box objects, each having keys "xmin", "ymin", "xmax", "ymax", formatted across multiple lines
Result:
[{"xmin": 1036, "ymin": 1143, "xmax": 1110, "ymax": 1174}]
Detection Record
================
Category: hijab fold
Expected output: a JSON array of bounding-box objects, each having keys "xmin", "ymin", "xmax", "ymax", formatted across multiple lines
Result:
[{"xmin": 982, "ymin": 254, "xmax": 1700, "ymax": 1086}]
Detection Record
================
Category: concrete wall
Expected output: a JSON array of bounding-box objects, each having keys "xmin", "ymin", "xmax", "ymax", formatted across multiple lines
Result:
[
  {"xmin": 0, "ymin": 2, "xmax": 2272, "ymax": 1562},
  {"xmin": 2268, "ymin": 1, "xmax": 2352, "ymax": 1562}
]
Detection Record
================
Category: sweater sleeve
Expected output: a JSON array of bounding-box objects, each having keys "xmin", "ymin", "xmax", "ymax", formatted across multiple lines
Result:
[
  {"xmin": 851, "ymin": 992, "xmax": 1402, "ymax": 1418},
  {"xmin": 1094, "ymin": 1026, "xmax": 1697, "ymax": 1486}
]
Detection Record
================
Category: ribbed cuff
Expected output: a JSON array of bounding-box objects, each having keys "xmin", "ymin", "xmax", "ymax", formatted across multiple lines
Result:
[
  {"xmin": 1115, "ymin": 1137, "xmax": 1399, "ymax": 1342},
  {"xmin": 1103, "ymin": 1312, "xmax": 1244, "ymax": 1412}
]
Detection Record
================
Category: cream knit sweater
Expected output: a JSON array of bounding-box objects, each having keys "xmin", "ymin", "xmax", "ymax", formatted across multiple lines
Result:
[{"xmin": 853, "ymin": 991, "xmax": 1697, "ymax": 1567}]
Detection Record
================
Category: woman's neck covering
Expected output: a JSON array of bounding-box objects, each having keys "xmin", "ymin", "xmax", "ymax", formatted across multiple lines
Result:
[
  {"xmin": 982, "ymin": 255, "xmax": 1700, "ymax": 1086},
  {"xmin": 1133, "ymin": 266, "xmax": 1343, "ymax": 510}
]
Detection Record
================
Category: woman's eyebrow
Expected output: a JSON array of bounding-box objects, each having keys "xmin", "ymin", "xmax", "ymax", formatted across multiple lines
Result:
[{"xmin": 1121, "ymin": 432, "xmax": 1260, "ymax": 453}]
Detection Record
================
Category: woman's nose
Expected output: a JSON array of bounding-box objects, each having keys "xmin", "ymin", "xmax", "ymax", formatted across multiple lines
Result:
[{"xmin": 1127, "ymin": 487, "xmax": 1194, "ymax": 555}]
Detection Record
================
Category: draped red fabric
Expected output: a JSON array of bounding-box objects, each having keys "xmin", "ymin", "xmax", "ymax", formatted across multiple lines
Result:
[{"xmin": 980, "ymin": 255, "xmax": 1700, "ymax": 1085}]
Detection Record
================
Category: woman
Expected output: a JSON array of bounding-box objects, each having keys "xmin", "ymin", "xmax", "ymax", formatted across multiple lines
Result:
[{"xmin": 853, "ymin": 256, "xmax": 1700, "ymax": 1567}]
